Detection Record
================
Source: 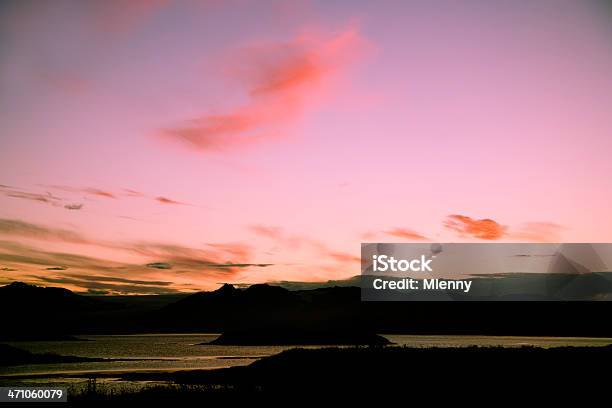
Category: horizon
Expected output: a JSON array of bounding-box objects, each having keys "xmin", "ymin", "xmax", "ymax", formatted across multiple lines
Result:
[
  {"xmin": 0, "ymin": 276, "xmax": 360, "ymax": 295},
  {"xmin": 3, "ymin": 0, "xmax": 612, "ymax": 294}
]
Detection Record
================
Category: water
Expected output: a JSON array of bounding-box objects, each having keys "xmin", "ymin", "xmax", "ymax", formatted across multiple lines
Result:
[
  {"xmin": 0, "ymin": 334, "xmax": 290, "ymax": 377},
  {"xmin": 1, "ymin": 334, "xmax": 611, "ymax": 389},
  {"xmin": 386, "ymin": 334, "xmax": 612, "ymax": 348}
]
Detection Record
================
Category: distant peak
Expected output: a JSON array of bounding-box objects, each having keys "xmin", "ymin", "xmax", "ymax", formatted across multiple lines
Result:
[
  {"xmin": 245, "ymin": 283, "xmax": 289, "ymax": 294},
  {"xmin": 4, "ymin": 281, "xmax": 36, "ymax": 290},
  {"xmin": 215, "ymin": 283, "xmax": 237, "ymax": 293}
]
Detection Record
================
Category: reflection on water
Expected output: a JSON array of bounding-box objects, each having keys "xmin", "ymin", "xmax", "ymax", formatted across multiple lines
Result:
[
  {"xmin": 0, "ymin": 334, "xmax": 292, "ymax": 377},
  {"xmin": 385, "ymin": 335, "xmax": 612, "ymax": 348},
  {"xmin": 1, "ymin": 333, "xmax": 611, "ymax": 389}
]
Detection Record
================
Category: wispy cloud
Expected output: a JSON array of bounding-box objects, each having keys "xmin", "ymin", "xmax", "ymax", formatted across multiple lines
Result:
[
  {"xmin": 248, "ymin": 224, "xmax": 357, "ymax": 264},
  {"xmin": 384, "ymin": 228, "xmax": 429, "ymax": 241},
  {"xmin": 161, "ymin": 27, "xmax": 364, "ymax": 152},
  {"xmin": 248, "ymin": 224, "xmax": 326, "ymax": 251},
  {"xmin": 29, "ymin": 273, "xmax": 180, "ymax": 295},
  {"xmin": 0, "ymin": 185, "xmax": 63, "ymax": 206},
  {"xmin": 44, "ymin": 185, "xmax": 193, "ymax": 206},
  {"xmin": 64, "ymin": 203, "xmax": 84, "ymax": 210},
  {"xmin": 0, "ymin": 241, "xmax": 122, "ymax": 272},
  {"xmin": 0, "ymin": 237, "xmax": 271, "ymax": 293},
  {"xmin": 155, "ymin": 196, "xmax": 186, "ymax": 205},
  {"xmin": 327, "ymin": 251, "xmax": 360, "ymax": 263},
  {"xmin": 47, "ymin": 185, "xmax": 117, "ymax": 199},
  {"xmin": 146, "ymin": 262, "xmax": 172, "ymax": 270},
  {"xmin": 248, "ymin": 225, "xmax": 284, "ymax": 239},
  {"xmin": 0, "ymin": 219, "xmax": 90, "ymax": 244},
  {"xmin": 0, "ymin": 218, "xmax": 271, "ymax": 289}
]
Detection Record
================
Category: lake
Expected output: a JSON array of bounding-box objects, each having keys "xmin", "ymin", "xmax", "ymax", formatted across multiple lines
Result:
[{"xmin": 2, "ymin": 334, "xmax": 611, "ymax": 389}]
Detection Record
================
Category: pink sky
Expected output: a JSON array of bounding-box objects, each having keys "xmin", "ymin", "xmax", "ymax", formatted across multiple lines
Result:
[{"xmin": 1, "ymin": 0, "xmax": 612, "ymax": 294}]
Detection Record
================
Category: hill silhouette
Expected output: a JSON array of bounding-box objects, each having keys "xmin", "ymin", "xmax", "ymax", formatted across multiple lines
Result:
[
  {"xmin": 0, "ymin": 282, "xmax": 103, "ymax": 340},
  {"xmin": 3, "ymin": 280, "xmax": 612, "ymax": 339},
  {"xmin": 157, "ymin": 283, "xmax": 361, "ymax": 333}
]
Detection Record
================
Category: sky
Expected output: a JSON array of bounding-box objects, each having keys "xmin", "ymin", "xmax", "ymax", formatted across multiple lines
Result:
[{"xmin": 1, "ymin": 0, "xmax": 612, "ymax": 294}]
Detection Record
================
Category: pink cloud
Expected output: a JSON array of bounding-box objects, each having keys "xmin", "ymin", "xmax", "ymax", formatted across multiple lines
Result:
[
  {"xmin": 248, "ymin": 224, "xmax": 284, "ymax": 240},
  {"xmin": 384, "ymin": 228, "xmax": 429, "ymax": 241},
  {"xmin": 327, "ymin": 251, "xmax": 360, "ymax": 263},
  {"xmin": 249, "ymin": 224, "xmax": 357, "ymax": 264},
  {"xmin": 162, "ymin": 27, "xmax": 364, "ymax": 152},
  {"xmin": 444, "ymin": 214, "xmax": 508, "ymax": 240},
  {"xmin": 48, "ymin": 185, "xmax": 116, "ymax": 199},
  {"xmin": 0, "ymin": 219, "xmax": 90, "ymax": 245},
  {"xmin": 0, "ymin": 187, "xmax": 63, "ymax": 206},
  {"xmin": 155, "ymin": 196, "xmax": 185, "ymax": 205}
]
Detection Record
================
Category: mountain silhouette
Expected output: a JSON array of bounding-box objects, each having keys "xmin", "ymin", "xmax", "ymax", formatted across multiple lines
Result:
[
  {"xmin": 0, "ymin": 282, "xmax": 107, "ymax": 340},
  {"xmin": 3, "ymin": 278, "xmax": 612, "ymax": 339},
  {"xmin": 157, "ymin": 283, "xmax": 361, "ymax": 332}
]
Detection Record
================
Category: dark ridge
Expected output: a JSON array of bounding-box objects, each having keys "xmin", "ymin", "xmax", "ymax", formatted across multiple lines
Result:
[{"xmin": 4, "ymin": 279, "xmax": 612, "ymax": 338}]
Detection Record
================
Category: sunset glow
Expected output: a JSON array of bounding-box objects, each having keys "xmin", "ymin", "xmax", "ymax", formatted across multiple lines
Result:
[{"xmin": 2, "ymin": 0, "xmax": 612, "ymax": 294}]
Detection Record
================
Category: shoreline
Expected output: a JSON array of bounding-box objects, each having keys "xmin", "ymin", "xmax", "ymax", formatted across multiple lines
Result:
[{"xmin": 3, "ymin": 342, "xmax": 612, "ymax": 383}]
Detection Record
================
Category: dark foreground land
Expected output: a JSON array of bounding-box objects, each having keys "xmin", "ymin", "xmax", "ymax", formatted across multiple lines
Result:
[{"xmin": 65, "ymin": 345, "xmax": 611, "ymax": 404}]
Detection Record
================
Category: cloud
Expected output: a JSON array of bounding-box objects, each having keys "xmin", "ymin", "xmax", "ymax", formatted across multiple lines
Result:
[
  {"xmin": 161, "ymin": 27, "xmax": 363, "ymax": 152},
  {"xmin": 47, "ymin": 185, "xmax": 116, "ymax": 199},
  {"xmin": 0, "ymin": 218, "xmax": 261, "ymax": 270},
  {"xmin": 444, "ymin": 214, "xmax": 508, "ymax": 240},
  {"xmin": 0, "ymin": 219, "xmax": 90, "ymax": 244},
  {"xmin": 205, "ymin": 242, "xmax": 254, "ymax": 261},
  {"xmin": 0, "ymin": 239, "xmax": 246, "ymax": 279},
  {"xmin": 123, "ymin": 189, "xmax": 146, "ymax": 197},
  {"xmin": 327, "ymin": 252, "xmax": 360, "ymax": 263},
  {"xmin": 384, "ymin": 228, "xmax": 429, "ymax": 241},
  {"xmin": 155, "ymin": 196, "xmax": 185, "ymax": 205},
  {"xmin": 45, "ymin": 185, "xmax": 192, "ymax": 206},
  {"xmin": 29, "ymin": 274, "xmax": 180, "ymax": 295},
  {"xmin": 146, "ymin": 262, "xmax": 172, "ymax": 270},
  {"xmin": 0, "ymin": 241, "xmax": 120, "ymax": 271},
  {"xmin": 248, "ymin": 224, "xmax": 357, "ymax": 264},
  {"xmin": 0, "ymin": 217, "xmax": 274, "ymax": 293},
  {"xmin": 0, "ymin": 185, "xmax": 63, "ymax": 206},
  {"xmin": 248, "ymin": 225, "xmax": 284, "ymax": 239},
  {"xmin": 443, "ymin": 215, "xmax": 564, "ymax": 242},
  {"xmin": 1, "ymin": 186, "xmax": 82, "ymax": 211},
  {"xmin": 0, "ymin": 240, "xmax": 257, "ymax": 293},
  {"xmin": 86, "ymin": 289, "xmax": 110, "ymax": 295},
  {"xmin": 64, "ymin": 203, "xmax": 84, "ymax": 210},
  {"xmin": 62, "ymin": 273, "xmax": 173, "ymax": 287},
  {"xmin": 128, "ymin": 242, "xmax": 263, "ymax": 277},
  {"xmin": 248, "ymin": 224, "xmax": 328, "ymax": 252}
]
